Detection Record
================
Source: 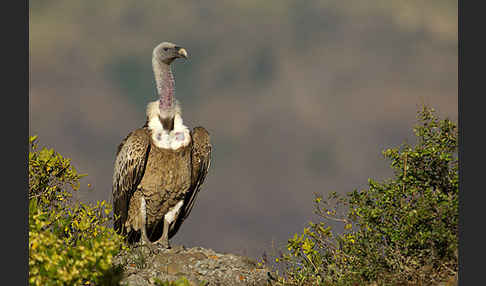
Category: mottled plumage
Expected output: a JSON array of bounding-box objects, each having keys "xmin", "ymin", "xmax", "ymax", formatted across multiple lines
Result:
[
  {"xmin": 112, "ymin": 42, "xmax": 211, "ymax": 248},
  {"xmin": 112, "ymin": 128, "xmax": 151, "ymax": 235},
  {"xmin": 170, "ymin": 127, "xmax": 211, "ymax": 237}
]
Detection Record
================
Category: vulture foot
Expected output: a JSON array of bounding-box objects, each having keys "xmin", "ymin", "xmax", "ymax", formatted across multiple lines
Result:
[{"xmin": 154, "ymin": 238, "xmax": 171, "ymax": 249}]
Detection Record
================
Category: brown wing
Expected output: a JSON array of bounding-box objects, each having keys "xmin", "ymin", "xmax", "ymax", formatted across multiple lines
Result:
[
  {"xmin": 169, "ymin": 126, "xmax": 211, "ymax": 237},
  {"xmin": 112, "ymin": 128, "xmax": 151, "ymax": 235}
]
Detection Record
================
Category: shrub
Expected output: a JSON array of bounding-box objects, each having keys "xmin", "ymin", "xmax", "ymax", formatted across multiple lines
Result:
[
  {"xmin": 274, "ymin": 105, "xmax": 458, "ymax": 285},
  {"xmin": 29, "ymin": 136, "xmax": 126, "ymax": 286}
]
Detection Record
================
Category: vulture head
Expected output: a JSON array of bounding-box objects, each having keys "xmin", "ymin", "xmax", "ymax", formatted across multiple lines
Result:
[{"xmin": 153, "ymin": 42, "xmax": 188, "ymax": 65}]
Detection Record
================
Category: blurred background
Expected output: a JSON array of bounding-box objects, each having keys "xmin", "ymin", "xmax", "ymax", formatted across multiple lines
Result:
[{"xmin": 29, "ymin": 1, "xmax": 457, "ymax": 259}]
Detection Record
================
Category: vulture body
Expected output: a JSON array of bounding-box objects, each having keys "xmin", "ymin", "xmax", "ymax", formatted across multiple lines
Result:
[{"xmin": 112, "ymin": 42, "xmax": 211, "ymax": 248}]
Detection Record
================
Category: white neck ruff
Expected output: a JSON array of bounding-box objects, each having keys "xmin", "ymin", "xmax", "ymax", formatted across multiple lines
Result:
[{"xmin": 146, "ymin": 101, "xmax": 191, "ymax": 150}]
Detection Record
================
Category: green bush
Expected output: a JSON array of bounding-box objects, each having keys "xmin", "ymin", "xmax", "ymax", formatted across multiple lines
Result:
[
  {"xmin": 29, "ymin": 136, "xmax": 126, "ymax": 286},
  {"xmin": 274, "ymin": 105, "xmax": 458, "ymax": 285}
]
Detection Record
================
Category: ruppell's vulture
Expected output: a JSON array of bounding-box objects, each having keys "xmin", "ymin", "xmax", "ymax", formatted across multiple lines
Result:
[{"xmin": 112, "ymin": 42, "xmax": 212, "ymax": 249}]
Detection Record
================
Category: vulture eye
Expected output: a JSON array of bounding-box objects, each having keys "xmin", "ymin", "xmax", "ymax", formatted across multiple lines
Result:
[{"xmin": 163, "ymin": 47, "xmax": 168, "ymax": 51}]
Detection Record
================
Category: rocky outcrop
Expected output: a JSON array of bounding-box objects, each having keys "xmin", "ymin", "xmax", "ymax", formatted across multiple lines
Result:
[{"xmin": 113, "ymin": 245, "xmax": 273, "ymax": 286}]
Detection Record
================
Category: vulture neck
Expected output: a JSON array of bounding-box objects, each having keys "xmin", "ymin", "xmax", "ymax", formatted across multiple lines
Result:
[{"xmin": 153, "ymin": 59, "xmax": 176, "ymax": 118}]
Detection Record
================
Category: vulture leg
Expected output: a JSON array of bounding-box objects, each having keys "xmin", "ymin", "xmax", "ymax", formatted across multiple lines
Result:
[
  {"xmin": 155, "ymin": 200, "xmax": 184, "ymax": 249},
  {"xmin": 140, "ymin": 224, "xmax": 151, "ymax": 246},
  {"xmin": 139, "ymin": 197, "xmax": 155, "ymax": 252},
  {"xmin": 155, "ymin": 218, "xmax": 171, "ymax": 249},
  {"xmin": 140, "ymin": 227, "xmax": 156, "ymax": 252}
]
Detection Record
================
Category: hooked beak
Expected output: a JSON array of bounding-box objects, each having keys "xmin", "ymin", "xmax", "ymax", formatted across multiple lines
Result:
[{"xmin": 177, "ymin": 48, "xmax": 188, "ymax": 59}]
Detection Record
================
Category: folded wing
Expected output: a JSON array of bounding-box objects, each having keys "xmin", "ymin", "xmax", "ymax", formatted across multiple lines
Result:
[
  {"xmin": 169, "ymin": 126, "xmax": 211, "ymax": 237},
  {"xmin": 112, "ymin": 128, "xmax": 151, "ymax": 235}
]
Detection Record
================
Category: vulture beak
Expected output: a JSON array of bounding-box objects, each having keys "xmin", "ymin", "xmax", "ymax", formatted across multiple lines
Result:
[{"xmin": 177, "ymin": 48, "xmax": 188, "ymax": 59}]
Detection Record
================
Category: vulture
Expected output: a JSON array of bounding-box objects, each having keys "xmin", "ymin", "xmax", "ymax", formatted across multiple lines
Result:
[{"xmin": 112, "ymin": 42, "xmax": 212, "ymax": 249}]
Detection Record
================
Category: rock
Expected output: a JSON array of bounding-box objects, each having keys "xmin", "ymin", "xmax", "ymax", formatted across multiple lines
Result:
[
  {"xmin": 167, "ymin": 262, "xmax": 183, "ymax": 275},
  {"xmin": 113, "ymin": 245, "xmax": 272, "ymax": 286}
]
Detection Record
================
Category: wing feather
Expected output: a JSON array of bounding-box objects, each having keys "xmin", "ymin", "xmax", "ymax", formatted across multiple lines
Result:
[
  {"xmin": 112, "ymin": 128, "xmax": 151, "ymax": 235},
  {"xmin": 169, "ymin": 126, "xmax": 211, "ymax": 237}
]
